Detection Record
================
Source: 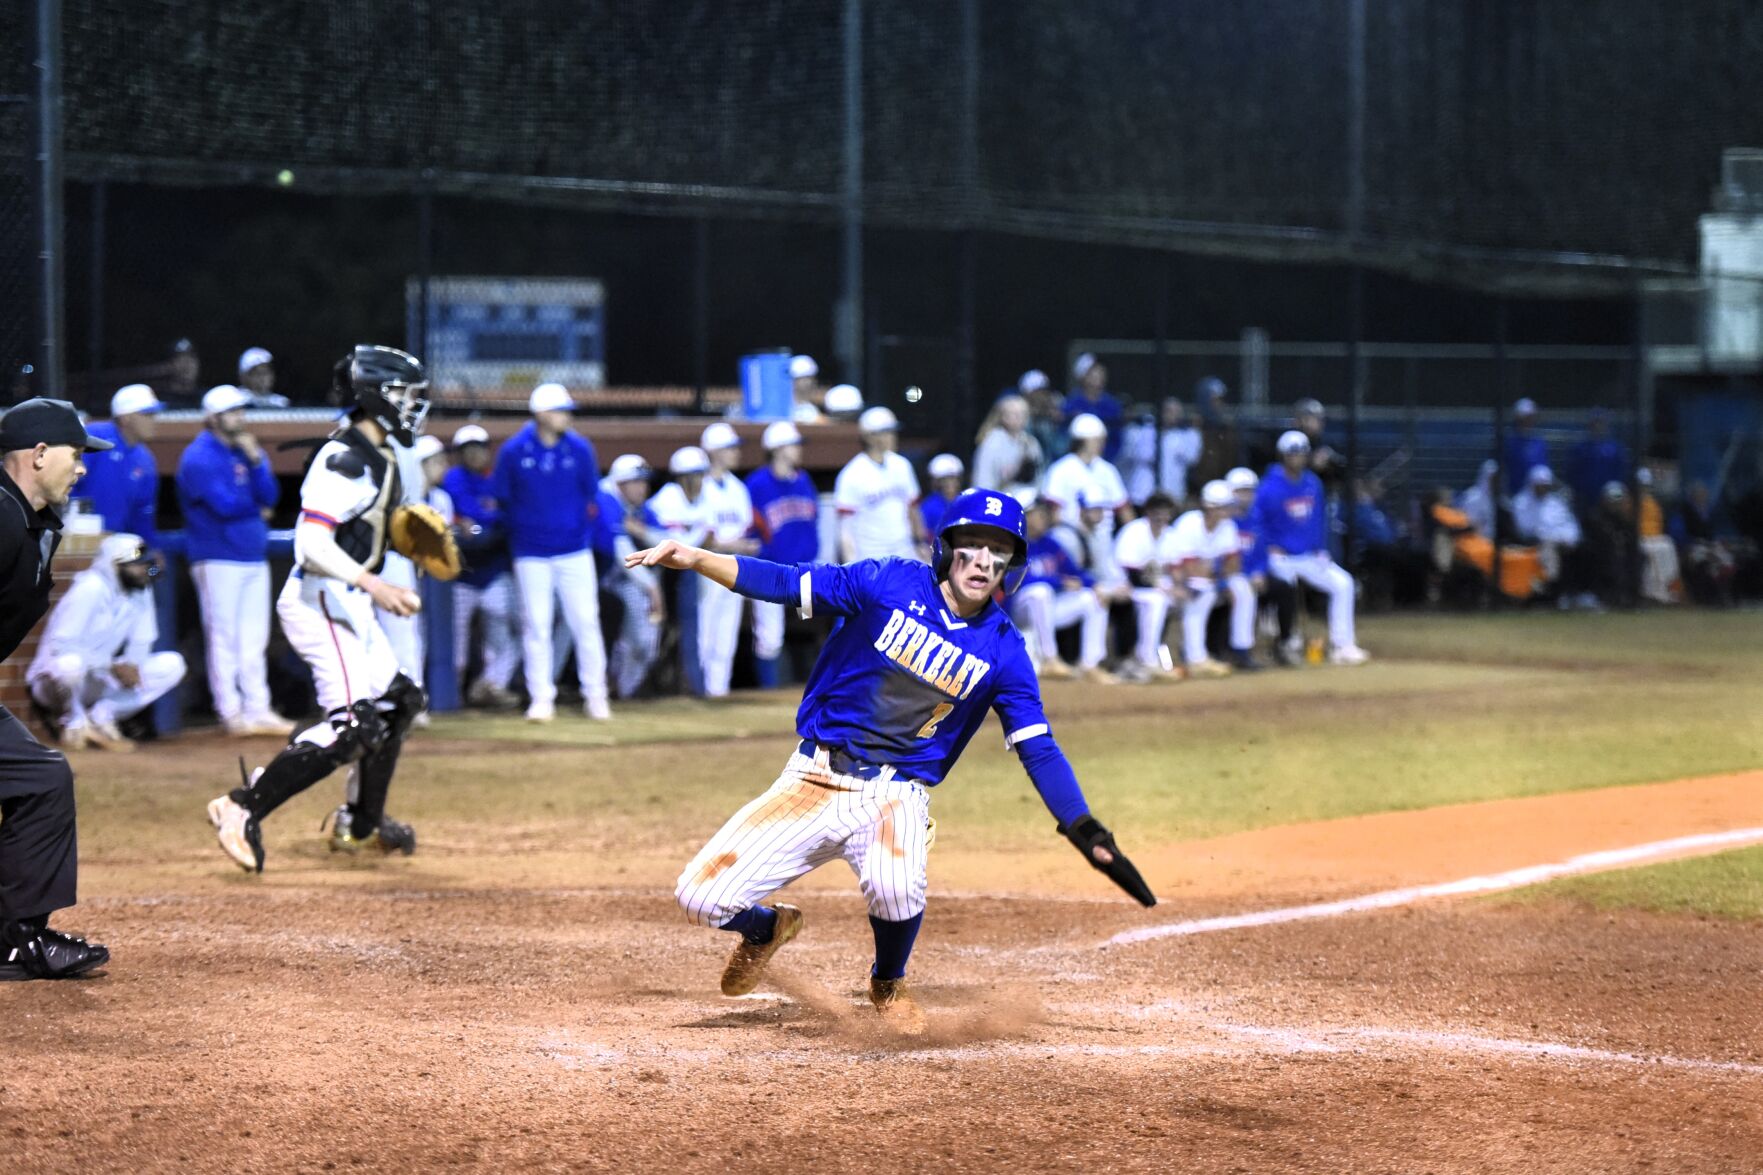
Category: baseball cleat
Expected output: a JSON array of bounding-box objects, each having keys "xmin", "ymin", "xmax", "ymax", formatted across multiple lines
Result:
[
  {"xmin": 58, "ymin": 719, "xmax": 93, "ymax": 752},
  {"xmin": 1035, "ymin": 658, "xmax": 1075, "ymax": 680},
  {"xmin": 1187, "ymin": 659, "xmax": 1232, "ymax": 679},
  {"xmin": 0, "ymin": 926, "xmax": 110, "ymax": 981},
  {"xmin": 208, "ymin": 795, "xmax": 265, "ymax": 873},
  {"xmin": 325, "ymin": 806, "xmax": 418, "ymax": 856},
  {"xmin": 1230, "ymin": 650, "xmax": 1267, "ymax": 672},
  {"xmin": 466, "ymin": 680, "xmax": 520, "ymax": 709},
  {"xmin": 868, "ymin": 976, "xmax": 927, "ymax": 1036},
  {"xmin": 524, "ymin": 702, "xmax": 555, "ymax": 723},
  {"xmin": 1329, "ymin": 644, "xmax": 1371, "ymax": 666},
  {"xmin": 583, "ymin": 696, "xmax": 612, "ymax": 721},
  {"xmin": 1077, "ymin": 665, "xmax": 1121, "ymax": 685},
  {"xmin": 720, "ymin": 904, "xmax": 803, "ymax": 997},
  {"xmin": 85, "ymin": 717, "xmax": 138, "ymax": 753}
]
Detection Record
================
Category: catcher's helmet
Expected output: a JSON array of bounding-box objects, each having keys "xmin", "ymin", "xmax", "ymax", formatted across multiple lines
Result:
[
  {"xmin": 932, "ymin": 488, "xmax": 1029, "ymax": 595},
  {"xmin": 332, "ymin": 344, "xmax": 430, "ymax": 446}
]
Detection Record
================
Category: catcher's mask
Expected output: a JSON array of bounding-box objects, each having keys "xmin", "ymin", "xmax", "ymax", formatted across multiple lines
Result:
[
  {"xmin": 933, "ymin": 488, "xmax": 1029, "ymax": 595},
  {"xmin": 334, "ymin": 344, "xmax": 430, "ymax": 446}
]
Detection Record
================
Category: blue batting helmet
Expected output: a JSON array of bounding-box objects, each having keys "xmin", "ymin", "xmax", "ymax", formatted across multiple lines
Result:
[{"xmin": 933, "ymin": 488, "xmax": 1030, "ymax": 595}]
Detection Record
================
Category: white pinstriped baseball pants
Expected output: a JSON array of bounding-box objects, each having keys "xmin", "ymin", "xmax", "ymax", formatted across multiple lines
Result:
[{"xmin": 675, "ymin": 747, "xmax": 932, "ymax": 927}]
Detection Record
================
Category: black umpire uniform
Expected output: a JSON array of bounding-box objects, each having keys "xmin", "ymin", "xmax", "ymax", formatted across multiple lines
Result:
[{"xmin": 0, "ymin": 398, "xmax": 111, "ymax": 979}]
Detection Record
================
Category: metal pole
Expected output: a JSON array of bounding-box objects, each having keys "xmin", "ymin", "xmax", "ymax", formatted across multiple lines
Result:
[
  {"xmin": 693, "ymin": 217, "xmax": 710, "ymax": 416},
  {"xmin": 951, "ymin": 0, "xmax": 978, "ymax": 448},
  {"xmin": 837, "ymin": 0, "xmax": 864, "ymax": 385},
  {"xmin": 1628, "ymin": 287, "xmax": 1646, "ymax": 608},
  {"xmin": 1154, "ymin": 253, "xmax": 1170, "ymax": 493},
  {"xmin": 31, "ymin": 0, "xmax": 65, "ymax": 397},
  {"xmin": 1344, "ymin": 265, "xmax": 1363, "ymax": 571},
  {"xmin": 1341, "ymin": 0, "xmax": 1366, "ymax": 572},
  {"xmin": 1491, "ymin": 299, "xmax": 1508, "ymax": 606},
  {"xmin": 411, "ymin": 185, "xmax": 434, "ymax": 362},
  {"xmin": 88, "ymin": 179, "xmax": 107, "ymax": 400}
]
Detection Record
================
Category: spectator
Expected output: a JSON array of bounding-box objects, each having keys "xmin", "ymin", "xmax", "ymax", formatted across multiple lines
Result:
[
  {"xmin": 1153, "ymin": 397, "xmax": 1203, "ymax": 506},
  {"xmin": 1020, "ymin": 369, "xmax": 1069, "ymax": 467},
  {"xmin": 1011, "ymin": 499, "xmax": 1115, "ymax": 683},
  {"xmin": 919, "ymin": 454, "xmax": 965, "ymax": 537},
  {"xmin": 1567, "ymin": 408, "xmax": 1628, "ymax": 510},
  {"xmin": 834, "ymin": 407, "xmax": 925, "ymax": 562},
  {"xmin": 697, "ymin": 423, "xmax": 760, "ymax": 697},
  {"xmin": 1292, "ymin": 397, "xmax": 1345, "ymax": 491},
  {"xmin": 1672, "ymin": 481, "xmax": 1738, "ymax": 605},
  {"xmin": 1062, "ymin": 354, "xmax": 1123, "ymax": 460},
  {"xmin": 1116, "ymin": 404, "xmax": 1157, "ymax": 508},
  {"xmin": 28, "ymin": 534, "xmax": 185, "ymax": 752},
  {"xmin": 1191, "ymin": 376, "xmax": 1240, "ymax": 487},
  {"xmin": 237, "ymin": 347, "xmax": 290, "ymax": 409},
  {"xmin": 1042, "ymin": 414, "xmax": 1131, "ymax": 540},
  {"xmin": 1511, "ymin": 464, "xmax": 1590, "ymax": 606},
  {"xmin": 73, "ymin": 383, "xmax": 162, "ymax": 549},
  {"xmin": 1228, "ymin": 467, "xmax": 1291, "ymax": 667},
  {"xmin": 1503, "ymin": 398, "xmax": 1549, "ymax": 497},
  {"xmin": 788, "ymin": 356, "xmax": 824, "ymax": 424},
  {"xmin": 176, "ymin": 385, "xmax": 289, "ymax": 736},
  {"xmin": 1168, "ymin": 480, "xmax": 1256, "ymax": 678},
  {"xmin": 745, "ymin": 421, "xmax": 819, "ymax": 688},
  {"xmin": 1048, "ymin": 497, "xmax": 1134, "ymax": 668},
  {"xmin": 822, "ymin": 383, "xmax": 865, "ymax": 423},
  {"xmin": 1111, "ymin": 491, "xmax": 1183, "ymax": 680},
  {"xmin": 161, "ymin": 338, "xmax": 202, "ymax": 407},
  {"xmin": 1256, "ymin": 431, "xmax": 1369, "ymax": 664},
  {"xmin": 492, "ymin": 383, "xmax": 612, "ymax": 722},
  {"xmin": 1635, "ymin": 468, "xmax": 1680, "ymax": 604},
  {"xmin": 972, "ymin": 393, "xmax": 1043, "ymax": 501},
  {"xmin": 597, "ymin": 454, "xmax": 666, "ymax": 699},
  {"xmin": 1583, "ymin": 481, "xmax": 1633, "ymax": 605},
  {"xmin": 648, "ymin": 446, "xmax": 715, "ymax": 693},
  {"xmin": 1456, "ymin": 458, "xmax": 1502, "ymax": 538},
  {"xmin": 443, "ymin": 425, "xmax": 520, "ymax": 709}
]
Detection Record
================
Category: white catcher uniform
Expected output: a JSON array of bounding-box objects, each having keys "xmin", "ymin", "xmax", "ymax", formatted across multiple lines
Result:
[
  {"xmin": 695, "ymin": 470, "xmax": 753, "ymax": 697},
  {"xmin": 1166, "ymin": 508, "xmax": 1254, "ymax": 665},
  {"xmin": 834, "ymin": 451, "xmax": 921, "ymax": 561}
]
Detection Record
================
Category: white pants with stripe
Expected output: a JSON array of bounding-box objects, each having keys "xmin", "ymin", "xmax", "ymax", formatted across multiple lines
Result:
[
  {"xmin": 697, "ymin": 578, "xmax": 744, "ymax": 697},
  {"xmin": 29, "ymin": 650, "xmax": 186, "ymax": 727},
  {"xmin": 1268, "ymin": 551, "xmax": 1357, "ymax": 649},
  {"xmin": 453, "ymin": 572, "xmax": 520, "ymax": 689},
  {"xmin": 191, "ymin": 559, "xmax": 273, "ymax": 722},
  {"xmin": 675, "ymin": 747, "xmax": 932, "ymax": 927},
  {"xmin": 277, "ymin": 575, "xmax": 401, "ymax": 717},
  {"xmin": 1180, "ymin": 574, "xmax": 1258, "ymax": 664},
  {"xmin": 514, "ymin": 551, "xmax": 608, "ymax": 709},
  {"xmin": 1010, "ymin": 582, "xmax": 1107, "ymax": 669},
  {"xmin": 1130, "ymin": 586, "xmax": 1172, "ymax": 667}
]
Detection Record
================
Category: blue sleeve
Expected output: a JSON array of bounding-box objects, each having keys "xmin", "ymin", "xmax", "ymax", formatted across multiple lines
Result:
[
  {"xmin": 731, "ymin": 556, "xmax": 882, "ymax": 617},
  {"xmin": 182, "ymin": 447, "xmax": 263, "ymax": 521},
  {"xmin": 1016, "ymin": 736, "xmax": 1091, "ymax": 828},
  {"xmin": 989, "ymin": 638, "xmax": 1088, "ymax": 826},
  {"xmin": 249, "ymin": 454, "xmax": 279, "ymax": 508},
  {"xmin": 578, "ymin": 436, "xmax": 601, "ymax": 498},
  {"xmin": 488, "ymin": 445, "xmax": 514, "ymax": 510}
]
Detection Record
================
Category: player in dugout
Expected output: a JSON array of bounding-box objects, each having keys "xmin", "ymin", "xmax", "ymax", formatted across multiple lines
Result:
[{"xmin": 631, "ymin": 487, "xmax": 1155, "ymax": 1034}]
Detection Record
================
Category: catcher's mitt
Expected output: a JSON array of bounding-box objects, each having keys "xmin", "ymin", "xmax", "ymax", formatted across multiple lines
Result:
[{"xmin": 389, "ymin": 502, "xmax": 463, "ymax": 581}]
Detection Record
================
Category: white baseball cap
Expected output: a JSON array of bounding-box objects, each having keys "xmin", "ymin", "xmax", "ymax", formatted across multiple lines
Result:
[
  {"xmin": 1602, "ymin": 480, "xmax": 1627, "ymax": 500},
  {"xmin": 1528, "ymin": 463, "xmax": 1554, "ymax": 485},
  {"xmin": 1636, "ymin": 467, "xmax": 1654, "ymax": 487},
  {"xmin": 529, "ymin": 382, "xmax": 574, "ymax": 414},
  {"xmin": 701, "ymin": 421, "xmax": 741, "ymax": 451},
  {"xmin": 1225, "ymin": 466, "xmax": 1259, "ymax": 491},
  {"xmin": 668, "ymin": 445, "xmax": 710, "ymax": 475},
  {"xmin": 762, "ymin": 420, "xmax": 803, "ymax": 450},
  {"xmin": 237, "ymin": 346, "xmax": 273, "ymax": 376},
  {"xmin": 788, "ymin": 355, "xmax": 819, "ymax": 380},
  {"xmin": 1072, "ymin": 352, "xmax": 1098, "ymax": 379},
  {"xmin": 1068, "ymin": 412, "xmax": 1107, "ymax": 441},
  {"xmin": 858, "ymin": 406, "xmax": 899, "ymax": 434},
  {"xmin": 412, "ymin": 435, "xmax": 446, "ymax": 462},
  {"xmin": 201, "ymin": 384, "xmax": 252, "ymax": 416},
  {"xmin": 452, "ymin": 424, "xmax": 490, "ymax": 448},
  {"xmin": 110, "ymin": 383, "xmax": 161, "ymax": 418},
  {"xmin": 1514, "ymin": 397, "xmax": 1538, "ymax": 416},
  {"xmin": 928, "ymin": 453, "xmax": 964, "ymax": 480},
  {"xmin": 1201, "ymin": 479, "xmax": 1234, "ymax": 508},
  {"xmin": 1017, "ymin": 369, "xmax": 1050, "ymax": 395},
  {"xmin": 824, "ymin": 384, "xmax": 864, "ymax": 415},
  {"xmin": 608, "ymin": 453, "xmax": 652, "ymax": 484},
  {"xmin": 1276, "ymin": 429, "xmax": 1311, "ymax": 454}
]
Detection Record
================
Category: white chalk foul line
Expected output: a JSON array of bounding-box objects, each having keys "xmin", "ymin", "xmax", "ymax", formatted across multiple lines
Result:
[{"xmin": 1105, "ymin": 826, "xmax": 1763, "ymax": 947}]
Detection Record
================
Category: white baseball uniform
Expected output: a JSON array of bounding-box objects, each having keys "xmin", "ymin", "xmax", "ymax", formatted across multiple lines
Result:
[
  {"xmin": 834, "ymin": 452, "xmax": 921, "ymax": 561},
  {"xmin": 1042, "ymin": 452, "xmax": 1129, "ymax": 537},
  {"xmin": 1112, "ymin": 515, "xmax": 1178, "ymax": 669},
  {"xmin": 376, "ymin": 484, "xmax": 452, "ymax": 687},
  {"xmin": 696, "ymin": 470, "xmax": 754, "ymax": 697},
  {"xmin": 1167, "ymin": 509, "xmax": 1254, "ymax": 665}
]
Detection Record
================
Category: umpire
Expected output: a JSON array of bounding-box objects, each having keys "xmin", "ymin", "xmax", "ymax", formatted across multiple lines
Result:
[{"xmin": 0, "ymin": 399, "xmax": 111, "ymax": 979}]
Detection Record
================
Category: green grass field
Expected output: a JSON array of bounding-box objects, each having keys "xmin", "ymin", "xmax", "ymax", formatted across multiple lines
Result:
[{"xmin": 1495, "ymin": 845, "xmax": 1763, "ymax": 921}]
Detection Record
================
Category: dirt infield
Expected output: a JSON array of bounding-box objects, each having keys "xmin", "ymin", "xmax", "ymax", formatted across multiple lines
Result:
[{"xmin": 4, "ymin": 739, "xmax": 1760, "ymax": 1173}]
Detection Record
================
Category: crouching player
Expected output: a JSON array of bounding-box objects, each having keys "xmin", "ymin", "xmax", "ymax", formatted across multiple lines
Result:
[{"xmin": 630, "ymin": 489, "xmax": 1155, "ymax": 1033}]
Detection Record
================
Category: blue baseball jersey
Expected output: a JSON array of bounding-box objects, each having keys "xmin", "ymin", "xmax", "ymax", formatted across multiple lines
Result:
[
  {"xmin": 442, "ymin": 465, "xmax": 511, "ymax": 587},
  {"xmin": 745, "ymin": 466, "xmax": 820, "ymax": 564},
  {"xmin": 489, "ymin": 423, "xmax": 601, "ymax": 558},
  {"xmin": 739, "ymin": 556, "xmax": 1050, "ymax": 787},
  {"xmin": 1234, "ymin": 500, "xmax": 1269, "ymax": 577},
  {"xmin": 176, "ymin": 430, "xmax": 278, "ymax": 563},
  {"xmin": 73, "ymin": 421, "xmax": 160, "ymax": 548},
  {"xmin": 1021, "ymin": 532, "xmax": 1091, "ymax": 592},
  {"xmin": 919, "ymin": 492, "xmax": 959, "ymax": 540},
  {"xmin": 1254, "ymin": 466, "xmax": 1327, "ymax": 555}
]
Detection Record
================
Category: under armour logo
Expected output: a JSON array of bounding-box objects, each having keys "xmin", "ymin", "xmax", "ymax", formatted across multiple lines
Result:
[
  {"xmin": 984, "ymin": 497, "xmax": 1003, "ymax": 516},
  {"xmin": 909, "ymin": 600, "xmax": 926, "ymax": 616}
]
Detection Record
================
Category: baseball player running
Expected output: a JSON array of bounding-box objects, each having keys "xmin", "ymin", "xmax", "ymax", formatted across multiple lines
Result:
[
  {"xmin": 744, "ymin": 421, "xmax": 819, "ymax": 688},
  {"xmin": 1255, "ymin": 432, "xmax": 1370, "ymax": 665},
  {"xmin": 634, "ymin": 488, "xmax": 1155, "ymax": 1032},
  {"xmin": 834, "ymin": 407, "xmax": 926, "ymax": 562},
  {"xmin": 206, "ymin": 345, "xmax": 431, "ymax": 872},
  {"xmin": 1167, "ymin": 480, "xmax": 1256, "ymax": 677}
]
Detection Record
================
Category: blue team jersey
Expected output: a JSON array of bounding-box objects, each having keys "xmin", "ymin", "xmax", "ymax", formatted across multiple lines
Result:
[
  {"xmin": 1254, "ymin": 466, "xmax": 1327, "ymax": 555},
  {"xmin": 745, "ymin": 466, "xmax": 820, "ymax": 563},
  {"xmin": 441, "ymin": 465, "xmax": 511, "ymax": 586},
  {"xmin": 1234, "ymin": 501, "xmax": 1268, "ymax": 576},
  {"xmin": 779, "ymin": 558, "xmax": 1049, "ymax": 785},
  {"xmin": 1021, "ymin": 532, "xmax": 1091, "ymax": 592},
  {"xmin": 489, "ymin": 424, "xmax": 601, "ymax": 558},
  {"xmin": 73, "ymin": 421, "xmax": 160, "ymax": 548},
  {"xmin": 918, "ymin": 492, "xmax": 958, "ymax": 540}
]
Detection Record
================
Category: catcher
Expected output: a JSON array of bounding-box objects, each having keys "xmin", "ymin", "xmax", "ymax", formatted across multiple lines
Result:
[{"xmin": 208, "ymin": 344, "xmax": 459, "ymax": 872}]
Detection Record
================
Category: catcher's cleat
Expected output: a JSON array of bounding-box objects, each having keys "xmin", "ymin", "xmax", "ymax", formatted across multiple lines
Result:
[
  {"xmin": 868, "ymin": 976, "xmax": 927, "ymax": 1036},
  {"xmin": 207, "ymin": 794, "xmax": 265, "ymax": 873},
  {"xmin": 325, "ymin": 806, "xmax": 418, "ymax": 856},
  {"xmin": 720, "ymin": 904, "xmax": 802, "ymax": 997}
]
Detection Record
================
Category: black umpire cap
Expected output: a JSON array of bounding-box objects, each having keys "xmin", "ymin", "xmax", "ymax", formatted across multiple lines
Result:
[{"xmin": 0, "ymin": 398, "xmax": 114, "ymax": 453}]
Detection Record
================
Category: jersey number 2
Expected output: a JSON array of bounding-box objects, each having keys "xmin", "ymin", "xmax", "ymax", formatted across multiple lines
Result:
[{"xmin": 917, "ymin": 702, "xmax": 954, "ymax": 739}]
